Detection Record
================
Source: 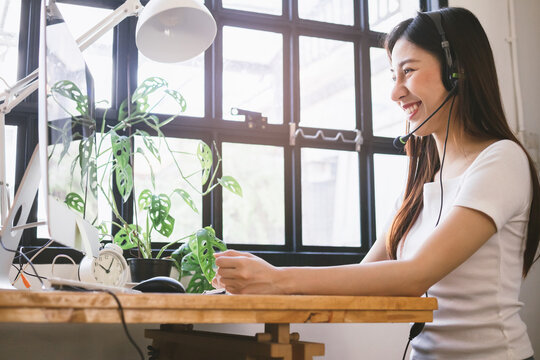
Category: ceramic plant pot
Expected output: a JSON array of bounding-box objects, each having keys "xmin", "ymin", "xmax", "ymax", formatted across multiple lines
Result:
[{"xmin": 128, "ymin": 258, "xmax": 175, "ymax": 282}]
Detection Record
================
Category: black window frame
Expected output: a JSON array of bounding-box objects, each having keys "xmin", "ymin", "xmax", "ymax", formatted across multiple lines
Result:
[{"xmin": 7, "ymin": 0, "xmax": 446, "ymax": 266}]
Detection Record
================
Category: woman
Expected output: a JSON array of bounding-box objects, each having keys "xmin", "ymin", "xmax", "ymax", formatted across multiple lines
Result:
[{"xmin": 213, "ymin": 7, "xmax": 538, "ymax": 359}]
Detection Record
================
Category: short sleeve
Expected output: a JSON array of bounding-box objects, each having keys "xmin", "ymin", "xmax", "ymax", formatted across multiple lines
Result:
[{"xmin": 454, "ymin": 140, "xmax": 532, "ymax": 230}]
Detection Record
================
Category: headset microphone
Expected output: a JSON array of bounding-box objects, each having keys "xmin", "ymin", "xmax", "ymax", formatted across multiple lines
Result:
[{"xmin": 392, "ymin": 86, "xmax": 457, "ymax": 151}]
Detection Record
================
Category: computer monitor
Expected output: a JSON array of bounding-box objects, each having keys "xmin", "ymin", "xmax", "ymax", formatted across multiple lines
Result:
[
  {"xmin": 0, "ymin": 0, "xmax": 100, "ymax": 289},
  {"xmin": 38, "ymin": 0, "xmax": 100, "ymax": 255}
]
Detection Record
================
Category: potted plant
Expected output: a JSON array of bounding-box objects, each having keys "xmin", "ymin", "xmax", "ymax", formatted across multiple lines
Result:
[{"xmin": 52, "ymin": 77, "xmax": 242, "ymax": 292}]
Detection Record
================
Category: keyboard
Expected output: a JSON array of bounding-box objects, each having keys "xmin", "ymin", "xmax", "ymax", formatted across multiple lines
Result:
[{"xmin": 47, "ymin": 277, "xmax": 140, "ymax": 294}]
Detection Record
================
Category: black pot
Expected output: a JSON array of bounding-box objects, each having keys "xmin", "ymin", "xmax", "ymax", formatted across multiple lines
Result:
[{"xmin": 128, "ymin": 258, "xmax": 175, "ymax": 283}]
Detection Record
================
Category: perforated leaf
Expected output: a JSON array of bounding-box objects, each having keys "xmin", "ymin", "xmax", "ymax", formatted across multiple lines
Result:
[
  {"xmin": 173, "ymin": 189, "xmax": 198, "ymax": 214},
  {"xmin": 115, "ymin": 163, "xmax": 133, "ymax": 202},
  {"xmin": 137, "ymin": 189, "xmax": 152, "ymax": 210},
  {"xmin": 185, "ymin": 270, "xmax": 214, "ymax": 293},
  {"xmin": 218, "ymin": 176, "xmax": 243, "ymax": 197},
  {"xmin": 165, "ymin": 89, "xmax": 187, "ymax": 112},
  {"xmin": 154, "ymin": 214, "xmax": 174, "ymax": 237},
  {"xmin": 64, "ymin": 192, "xmax": 84, "ymax": 214},
  {"xmin": 195, "ymin": 227, "xmax": 227, "ymax": 284},
  {"xmin": 149, "ymin": 194, "xmax": 171, "ymax": 225},
  {"xmin": 113, "ymin": 224, "xmax": 142, "ymax": 250},
  {"xmin": 197, "ymin": 141, "xmax": 212, "ymax": 185}
]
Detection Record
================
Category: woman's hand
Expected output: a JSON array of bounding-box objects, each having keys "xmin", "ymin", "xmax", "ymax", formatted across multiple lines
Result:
[{"xmin": 212, "ymin": 250, "xmax": 286, "ymax": 294}]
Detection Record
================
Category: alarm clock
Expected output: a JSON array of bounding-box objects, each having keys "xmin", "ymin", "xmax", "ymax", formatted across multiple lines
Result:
[{"xmin": 79, "ymin": 243, "xmax": 129, "ymax": 287}]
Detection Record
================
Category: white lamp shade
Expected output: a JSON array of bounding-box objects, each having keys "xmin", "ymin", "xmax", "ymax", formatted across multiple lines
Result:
[{"xmin": 136, "ymin": 0, "xmax": 217, "ymax": 63}]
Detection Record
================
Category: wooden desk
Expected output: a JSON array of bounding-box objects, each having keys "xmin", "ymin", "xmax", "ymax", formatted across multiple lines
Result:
[{"xmin": 0, "ymin": 290, "xmax": 437, "ymax": 359}]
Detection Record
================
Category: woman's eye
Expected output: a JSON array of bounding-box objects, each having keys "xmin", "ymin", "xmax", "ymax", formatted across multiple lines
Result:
[{"xmin": 403, "ymin": 68, "xmax": 414, "ymax": 75}]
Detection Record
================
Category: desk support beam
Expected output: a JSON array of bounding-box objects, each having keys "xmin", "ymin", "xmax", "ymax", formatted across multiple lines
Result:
[{"xmin": 145, "ymin": 323, "xmax": 325, "ymax": 360}]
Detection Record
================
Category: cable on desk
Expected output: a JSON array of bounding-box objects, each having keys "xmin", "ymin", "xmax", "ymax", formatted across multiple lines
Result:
[
  {"xmin": 101, "ymin": 290, "xmax": 144, "ymax": 360},
  {"xmin": 1, "ymin": 236, "xmax": 44, "ymax": 288},
  {"xmin": 12, "ymin": 239, "xmax": 54, "ymax": 285}
]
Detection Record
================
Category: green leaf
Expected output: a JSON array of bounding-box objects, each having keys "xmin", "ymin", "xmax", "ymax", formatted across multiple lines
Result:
[
  {"xmin": 131, "ymin": 77, "xmax": 168, "ymax": 104},
  {"xmin": 197, "ymin": 141, "xmax": 213, "ymax": 185},
  {"xmin": 64, "ymin": 192, "xmax": 85, "ymax": 214},
  {"xmin": 171, "ymin": 242, "xmax": 191, "ymax": 274},
  {"xmin": 110, "ymin": 132, "xmax": 130, "ymax": 167},
  {"xmin": 181, "ymin": 249, "xmax": 200, "ymax": 276},
  {"xmin": 154, "ymin": 214, "xmax": 175, "ymax": 237},
  {"xmin": 118, "ymin": 98, "xmax": 129, "ymax": 124},
  {"xmin": 217, "ymin": 176, "xmax": 243, "ymax": 197},
  {"xmin": 138, "ymin": 130, "xmax": 161, "ymax": 161},
  {"xmin": 115, "ymin": 163, "xmax": 133, "ymax": 202},
  {"xmin": 149, "ymin": 194, "xmax": 171, "ymax": 225},
  {"xmin": 113, "ymin": 224, "xmax": 141, "ymax": 250},
  {"xmin": 50, "ymin": 80, "xmax": 88, "ymax": 115},
  {"xmin": 138, "ymin": 189, "xmax": 153, "ymax": 210},
  {"xmin": 195, "ymin": 227, "xmax": 227, "ymax": 284},
  {"xmin": 164, "ymin": 89, "xmax": 187, "ymax": 112},
  {"xmin": 185, "ymin": 270, "xmax": 214, "ymax": 293},
  {"xmin": 172, "ymin": 189, "xmax": 198, "ymax": 214}
]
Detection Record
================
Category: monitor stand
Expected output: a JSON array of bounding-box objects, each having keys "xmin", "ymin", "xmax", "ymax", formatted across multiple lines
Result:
[{"xmin": 0, "ymin": 146, "xmax": 99, "ymax": 289}]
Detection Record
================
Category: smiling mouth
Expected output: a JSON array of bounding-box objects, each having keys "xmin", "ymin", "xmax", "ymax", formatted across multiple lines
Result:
[{"xmin": 404, "ymin": 102, "xmax": 421, "ymax": 115}]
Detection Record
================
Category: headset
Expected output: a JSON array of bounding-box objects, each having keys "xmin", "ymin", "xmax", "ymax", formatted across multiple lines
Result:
[{"xmin": 393, "ymin": 11, "xmax": 459, "ymax": 151}]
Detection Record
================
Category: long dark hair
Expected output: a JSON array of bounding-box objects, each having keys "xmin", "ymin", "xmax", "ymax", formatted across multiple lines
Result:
[{"xmin": 384, "ymin": 7, "xmax": 540, "ymax": 277}]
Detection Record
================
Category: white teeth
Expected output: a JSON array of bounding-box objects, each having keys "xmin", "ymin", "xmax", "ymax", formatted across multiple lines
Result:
[{"xmin": 405, "ymin": 103, "xmax": 419, "ymax": 115}]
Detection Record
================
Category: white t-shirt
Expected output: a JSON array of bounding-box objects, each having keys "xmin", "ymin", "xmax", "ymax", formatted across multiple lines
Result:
[{"xmin": 394, "ymin": 140, "xmax": 534, "ymax": 359}]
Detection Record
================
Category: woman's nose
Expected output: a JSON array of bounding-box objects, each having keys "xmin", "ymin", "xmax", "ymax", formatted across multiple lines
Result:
[{"xmin": 391, "ymin": 78, "xmax": 407, "ymax": 103}]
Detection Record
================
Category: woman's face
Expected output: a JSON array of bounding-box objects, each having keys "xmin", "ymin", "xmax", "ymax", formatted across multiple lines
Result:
[{"xmin": 390, "ymin": 38, "xmax": 450, "ymax": 138}]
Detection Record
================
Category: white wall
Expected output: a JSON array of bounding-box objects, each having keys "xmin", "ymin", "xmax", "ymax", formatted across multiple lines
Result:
[{"xmin": 1, "ymin": 1, "xmax": 539, "ymax": 359}]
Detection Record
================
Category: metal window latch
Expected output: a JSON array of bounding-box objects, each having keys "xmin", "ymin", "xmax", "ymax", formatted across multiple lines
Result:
[
  {"xmin": 231, "ymin": 108, "xmax": 268, "ymax": 130},
  {"xmin": 288, "ymin": 122, "xmax": 363, "ymax": 152}
]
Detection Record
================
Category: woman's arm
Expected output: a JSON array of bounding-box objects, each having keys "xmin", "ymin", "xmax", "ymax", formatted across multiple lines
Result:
[{"xmin": 214, "ymin": 205, "xmax": 496, "ymax": 296}]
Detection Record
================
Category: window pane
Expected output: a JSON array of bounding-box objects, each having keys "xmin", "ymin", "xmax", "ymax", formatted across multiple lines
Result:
[
  {"xmin": 138, "ymin": 53, "xmax": 204, "ymax": 117},
  {"xmin": 299, "ymin": 0, "xmax": 354, "ymax": 25},
  {"xmin": 368, "ymin": 0, "xmax": 418, "ymax": 33},
  {"xmin": 5, "ymin": 125, "xmax": 17, "ymax": 204},
  {"xmin": 222, "ymin": 0, "xmax": 281, "ymax": 15},
  {"xmin": 301, "ymin": 148, "xmax": 359, "ymax": 246},
  {"xmin": 134, "ymin": 137, "xmax": 202, "ymax": 243},
  {"xmin": 299, "ymin": 36, "xmax": 355, "ymax": 130},
  {"xmin": 0, "ymin": 0, "xmax": 21, "ymax": 92},
  {"xmin": 56, "ymin": 3, "xmax": 113, "ymax": 108},
  {"xmin": 373, "ymin": 153, "xmax": 407, "ymax": 236},
  {"xmin": 371, "ymin": 47, "xmax": 404, "ymax": 137},
  {"xmin": 223, "ymin": 27, "xmax": 283, "ymax": 124},
  {"xmin": 222, "ymin": 143, "xmax": 284, "ymax": 245}
]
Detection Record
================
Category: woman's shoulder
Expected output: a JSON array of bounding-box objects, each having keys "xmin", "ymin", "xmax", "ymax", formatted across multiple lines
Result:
[{"xmin": 473, "ymin": 139, "xmax": 528, "ymax": 166}]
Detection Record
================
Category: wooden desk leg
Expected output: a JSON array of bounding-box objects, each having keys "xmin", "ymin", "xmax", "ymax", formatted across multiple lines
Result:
[{"xmin": 146, "ymin": 323, "xmax": 324, "ymax": 360}]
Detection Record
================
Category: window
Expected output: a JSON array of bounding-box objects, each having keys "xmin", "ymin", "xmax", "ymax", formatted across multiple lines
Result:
[
  {"xmin": 10, "ymin": 0, "xmax": 435, "ymax": 266},
  {"xmin": 0, "ymin": 0, "xmax": 21, "ymax": 92}
]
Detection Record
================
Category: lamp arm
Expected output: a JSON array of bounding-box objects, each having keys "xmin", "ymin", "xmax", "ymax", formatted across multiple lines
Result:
[{"xmin": 77, "ymin": 0, "xmax": 143, "ymax": 52}]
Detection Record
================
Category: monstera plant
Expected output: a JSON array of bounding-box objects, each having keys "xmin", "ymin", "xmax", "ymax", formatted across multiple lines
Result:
[{"xmin": 52, "ymin": 76, "xmax": 242, "ymax": 292}]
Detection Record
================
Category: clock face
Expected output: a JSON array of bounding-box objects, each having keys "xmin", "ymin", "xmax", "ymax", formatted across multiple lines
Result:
[{"xmin": 92, "ymin": 252, "xmax": 127, "ymax": 286}]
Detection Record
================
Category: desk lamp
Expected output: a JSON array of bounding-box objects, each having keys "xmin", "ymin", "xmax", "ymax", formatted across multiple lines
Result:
[{"xmin": 0, "ymin": 0, "xmax": 216, "ymax": 289}]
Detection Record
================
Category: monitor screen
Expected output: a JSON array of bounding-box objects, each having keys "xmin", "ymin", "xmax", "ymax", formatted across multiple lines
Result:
[{"xmin": 38, "ymin": 0, "xmax": 99, "ymax": 257}]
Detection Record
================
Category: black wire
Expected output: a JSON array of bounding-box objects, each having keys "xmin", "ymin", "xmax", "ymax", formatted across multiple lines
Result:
[
  {"xmin": 0, "ymin": 236, "xmax": 44, "ymax": 287},
  {"xmin": 101, "ymin": 290, "xmax": 145, "ymax": 360},
  {"xmin": 10, "ymin": 264, "xmax": 48, "ymax": 280},
  {"xmin": 435, "ymin": 95, "xmax": 456, "ymax": 227},
  {"xmin": 13, "ymin": 240, "xmax": 55, "ymax": 284}
]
